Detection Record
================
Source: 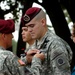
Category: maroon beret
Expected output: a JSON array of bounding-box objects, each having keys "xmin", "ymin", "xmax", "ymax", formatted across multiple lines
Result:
[
  {"xmin": 22, "ymin": 7, "xmax": 41, "ymax": 26},
  {"xmin": 0, "ymin": 19, "xmax": 15, "ymax": 34}
]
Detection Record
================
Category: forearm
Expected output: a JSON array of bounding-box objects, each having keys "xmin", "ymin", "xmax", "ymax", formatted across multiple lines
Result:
[{"xmin": 31, "ymin": 57, "xmax": 42, "ymax": 75}]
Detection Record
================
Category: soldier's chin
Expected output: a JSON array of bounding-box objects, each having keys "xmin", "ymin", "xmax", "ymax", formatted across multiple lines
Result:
[
  {"xmin": 32, "ymin": 36, "xmax": 36, "ymax": 39},
  {"xmin": 32, "ymin": 35, "xmax": 36, "ymax": 39}
]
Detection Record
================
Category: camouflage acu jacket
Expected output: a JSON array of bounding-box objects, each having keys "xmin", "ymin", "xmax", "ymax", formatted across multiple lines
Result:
[
  {"xmin": 22, "ymin": 29, "xmax": 73, "ymax": 75},
  {"xmin": 0, "ymin": 47, "xmax": 25, "ymax": 75}
]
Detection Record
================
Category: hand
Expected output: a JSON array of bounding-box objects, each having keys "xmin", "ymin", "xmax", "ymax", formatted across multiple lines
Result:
[
  {"xmin": 26, "ymin": 49, "xmax": 40, "ymax": 63},
  {"xmin": 34, "ymin": 52, "xmax": 45, "ymax": 61}
]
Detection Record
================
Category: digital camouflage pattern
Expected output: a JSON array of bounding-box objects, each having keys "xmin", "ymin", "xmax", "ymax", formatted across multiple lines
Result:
[
  {"xmin": 0, "ymin": 47, "xmax": 25, "ymax": 75},
  {"xmin": 22, "ymin": 29, "xmax": 72, "ymax": 75}
]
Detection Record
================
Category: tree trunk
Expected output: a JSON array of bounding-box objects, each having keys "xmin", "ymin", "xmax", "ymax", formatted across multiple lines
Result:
[{"xmin": 16, "ymin": 0, "xmax": 34, "ymax": 57}]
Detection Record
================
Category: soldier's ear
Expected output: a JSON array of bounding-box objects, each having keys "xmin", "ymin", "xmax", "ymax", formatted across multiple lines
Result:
[
  {"xmin": 1, "ymin": 33, "xmax": 7, "ymax": 40},
  {"xmin": 41, "ymin": 18, "xmax": 46, "ymax": 26},
  {"xmin": 2, "ymin": 34, "xmax": 6, "ymax": 38},
  {"xmin": 0, "ymin": 33, "xmax": 4, "ymax": 38}
]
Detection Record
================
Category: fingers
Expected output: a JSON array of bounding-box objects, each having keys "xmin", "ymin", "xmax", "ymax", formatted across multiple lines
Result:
[
  {"xmin": 26, "ymin": 49, "xmax": 40, "ymax": 63},
  {"xmin": 34, "ymin": 53, "xmax": 45, "ymax": 61},
  {"xmin": 26, "ymin": 49, "xmax": 45, "ymax": 63},
  {"xmin": 27, "ymin": 49, "xmax": 40, "ymax": 55}
]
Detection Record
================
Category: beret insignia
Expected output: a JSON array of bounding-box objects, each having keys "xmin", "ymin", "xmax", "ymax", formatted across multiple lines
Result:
[{"xmin": 23, "ymin": 14, "xmax": 30, "ymax": 22}]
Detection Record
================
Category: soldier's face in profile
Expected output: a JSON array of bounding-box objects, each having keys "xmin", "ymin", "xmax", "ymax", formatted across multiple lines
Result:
[
  {"xmin": 22, "ymin": 27, "xmax": 33, "ymax": 42},
  {"xmin": 25, "ymin": 18, "xmax": 44, "ymax": 40}
]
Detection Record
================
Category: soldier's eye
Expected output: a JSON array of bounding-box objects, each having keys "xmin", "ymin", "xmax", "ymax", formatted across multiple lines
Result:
[{"xmin": 30, "ymin": 24, "xmax": 35, "ymax": 27}]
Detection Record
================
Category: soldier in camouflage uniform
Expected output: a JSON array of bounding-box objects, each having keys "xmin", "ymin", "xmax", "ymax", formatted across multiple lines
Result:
[
  {"xmin": 21, "ymin": 23, "xmax": 45, "ymax": 75},
  {"xmin": 0, "ymin": 19, "xmax": 25, "ymax": 75},
  {"xmin": 21, "ymin": 7, "xmax": 73, "ymax": 75},
  {"xmin": 21, "ymin": 26, "xmax": 35, "ymax": 52},
  {"xmin": 21, "ymin": 26, "xmax": 35, "ymax": 74}
]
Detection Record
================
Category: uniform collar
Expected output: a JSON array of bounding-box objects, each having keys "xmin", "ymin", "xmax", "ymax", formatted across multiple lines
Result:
[
  {"xmin": 0, "ymin": 46, "xmax": 5, "ymax": 50},
  {"xmin": 37, "ymin": 30, "xmax": 49, "ymax": 44}
]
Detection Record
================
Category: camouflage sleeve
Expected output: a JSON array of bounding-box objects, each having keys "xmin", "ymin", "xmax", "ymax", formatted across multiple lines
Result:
[
  {"xmin": 30, "ymin": 57, "xmax": 42, "ymax": 75},
  {"xmin": 50, "ymin": 40, "xmax": 71, "ymax": 75},
  {"xmin": 21, "ymin": 56, "xmax": 28, "ymax": 65},
  {"xmin": 5, "ymin": 51, "xmax": 25, "ymax": 75}
]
